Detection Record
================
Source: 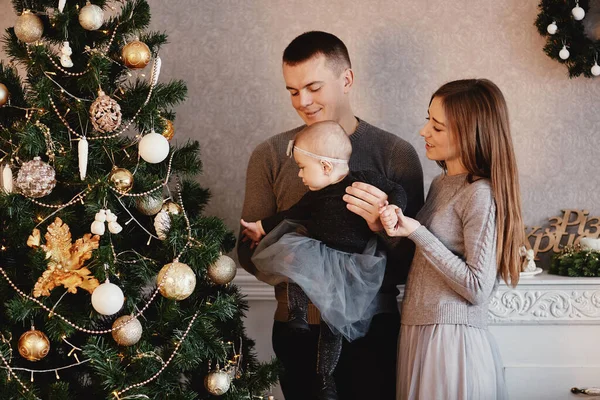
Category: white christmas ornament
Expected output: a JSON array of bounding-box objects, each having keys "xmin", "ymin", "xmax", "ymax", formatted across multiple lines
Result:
[
  {"xmin": 572, "ymin": 4, "xmax": 585, "ymax": 21},
  {"xmin": 60, "ymin": 41, "xmax": 73, "ymax": 68},
  {"xmin": 78, "ymin": 137, "xmax": 88, "ymax": 180},
  {"xmin": 106, "ymin": 210, "xmax": 122, "ymax": 234},
  {"xmin": 139, "ymin": 131, "xmax": 169, "ymax": 164},
  {"xmin": 58, "ymin": 0, "xmax": 67, "ymax": 13},
  {"xmin": 91, "ymin": 209, "xmax": 106, "ymax": 235},
  {"xmin": 547, "ymin": 21, "xmax": 558, "ymax": 35},
  {"xmin": 592, "ymin": 62, "xmax": 600, "ymax": 76},
  {"xmin": 559, "ymin": 45, "xmax": 570, "ymax": 60},
  {"xmin": 79, "ymin": 2, "xmax": 103, "ymax": 31},
  {"xmin": 91, "ymin": 279, "xmax": 124, "ymax": 315},
  {"xmin": 2, "ymin": 164, "xmax": 13, "ymax": 193}
]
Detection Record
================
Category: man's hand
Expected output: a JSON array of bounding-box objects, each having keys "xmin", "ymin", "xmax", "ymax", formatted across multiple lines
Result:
[
  {"xmin": 240, "ymin": 219, "xmax": 265, "ymax": 249},
  {"xmin": 343, "ymin": 182, "xmax": 388, "ymax": 232},
  {"xmin": 379, "ymin": 204, "xmax": 421, "ymax": 237}
]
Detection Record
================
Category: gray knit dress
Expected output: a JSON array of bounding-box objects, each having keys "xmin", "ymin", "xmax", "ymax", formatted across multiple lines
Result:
[{"xmin": 397, "ymin": 173, "xmax": 508, "ymax": 400}]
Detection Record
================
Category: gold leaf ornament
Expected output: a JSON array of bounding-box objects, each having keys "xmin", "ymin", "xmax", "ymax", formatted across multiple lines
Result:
[{"xmin": 27, "ymin": 217, "xmax": 100, "ymax": 297}]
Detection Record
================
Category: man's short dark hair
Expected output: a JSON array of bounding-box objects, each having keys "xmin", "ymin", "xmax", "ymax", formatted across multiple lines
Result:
[{"xmin": 283, "ymin": 31, "xmax": 351, "ymax": 76}]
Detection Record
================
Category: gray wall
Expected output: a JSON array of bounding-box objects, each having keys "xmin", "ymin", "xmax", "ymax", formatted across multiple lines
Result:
[{"xmin": 2, "ymin": 0, "xmax": 599, "ymax": 263}]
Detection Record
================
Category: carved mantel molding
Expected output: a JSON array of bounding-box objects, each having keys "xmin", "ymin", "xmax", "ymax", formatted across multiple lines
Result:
[{"xmin": 233, "ymin": 269, "xmax": 600, "ymax": 325}]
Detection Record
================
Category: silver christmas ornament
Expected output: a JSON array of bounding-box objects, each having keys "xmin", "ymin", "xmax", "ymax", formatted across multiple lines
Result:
[
  {"xmin": 112, "ymin": 315, "xmax": 143, "ymax": 346},
  {"xmin": 204, "ymin": 369, "xmax": 231, "ymax": 395},
  {"xmin": 79, "ymin": 2, "xmax": 104, "ymax": 31},
  {"xmin": 207, "ymin": 255, "xmax": 237, "ymax": 285},
  {"xmin": 16, "ymin": 157, "xmax": 56, "ymax": 198},
  {"xmin": 136, "ymin": 195, "xmax": 164, "ymax": 216},
  {"xmin": 156, "ymin": 261, "xmax": 196, "ymax": 300}
]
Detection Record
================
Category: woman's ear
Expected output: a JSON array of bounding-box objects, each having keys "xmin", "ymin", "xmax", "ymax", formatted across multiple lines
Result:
[{"xmin": 321, "ymin": 160, "xmax": 333, "ymax": 176}]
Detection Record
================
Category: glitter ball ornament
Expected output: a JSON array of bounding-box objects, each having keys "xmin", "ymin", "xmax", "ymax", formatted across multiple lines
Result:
[
  {"xmin": 109, "ymin": 167, "xmax": 134, "ymax": 193},
  {"xmin": 0, "ymin": 83, "xmax": 9, "ymax": 107},
  {"xmin": 90, "ymin": 89, "xmax": 122, "ymax": 133},
  {"xmin": 136, "ymin": 195, "xmax": 164, "ymax": 216},
  {"xmin": 18, "ymin": 328, "xmax": 50, "ymax": 362},
  {"xmin": 139, "ymin": 131, "xmax": 169, "ymax": 164},
  {"xmin": 91, "ymin": 280, "xmax": 124, "ymax": 315},
  {"xmin": 112, "ymin": 315, "xmax": 143, "ymax": 346},
  {"xmin": 204, "ymin": 370, "xmax": 231, "ymax": 395},
  {"xmin": 14, "ymin": 10, "xmax": 44, "ymax": 43},
  {"xmin": 122, "ymin": 40, "xmax": 152, "ymax": 69},
  {"xmin": 157, "ymin": 261, "xmax": 196, "ymax": 300},
  {"xmin": 161, "ymin": 118, "xmax": 174, "ymax": 141},
  {"xmin": 79, "ymin": 1, "xmax": 104, "ymax": 31},
  {"xmin": 16, "ymin": 157, "xmax": 56, "ymax": 198},
  {"xmin": 207, "ymin": 255, "xmax": 237, "ymax": 285}
]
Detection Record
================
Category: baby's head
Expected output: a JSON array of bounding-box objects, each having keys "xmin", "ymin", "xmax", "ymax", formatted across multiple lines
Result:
[{"xmin": 292, "ymin": 121, "xmax": 352, "ymax": 191}]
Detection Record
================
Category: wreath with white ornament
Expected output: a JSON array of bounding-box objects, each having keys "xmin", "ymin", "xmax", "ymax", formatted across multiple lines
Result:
[{"xmin": 535, "ymin": 0, "xmax": 600, "ymax": 78}]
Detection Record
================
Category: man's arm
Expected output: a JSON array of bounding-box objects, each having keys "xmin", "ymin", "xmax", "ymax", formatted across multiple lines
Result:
[{"xmin": 237, "ymin": 141, "xmax": 278, "ymax": 278}]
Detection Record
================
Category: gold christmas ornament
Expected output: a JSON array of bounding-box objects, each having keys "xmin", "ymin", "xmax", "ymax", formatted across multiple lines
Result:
[
  {"xmin": 78, "ymin": 2, "xmax": 104, "ymax": 31},
  {"xmin": 27, "ymin": 217, "xmax": 100, "ymax": 297},
  {"xmin": 109, "ymin": 167, "xmax": 134, "ymax": 193},
  {"xmin": 207, "ymin": 255, "xmax": 237, "ymax": 285},
  {"xmin": 16, "ymin": 157, "xmax": 56, "ymax": 198},
  {"xmin": 112, "ymin": 315, "xmax": 143, "ymax": 346},
  {"xmin": 18, "ymin": 328, "xmax": 50, "ymax": 361},
  {"xmin": 90, "ymin": 89, "xmax": 122, "ymax": 133},
  {"xmin": 122, "ymin": 40, "xmax": 151, "ymax": 70},
  {"xmin": 162, "ymin": 200, "xmax": 182, "ymax": 215},
  {"xmin": 14, "ymin": 10, "xmax": 44, "ymax": 43},
  {"xmin": 0, "ymin": 83, "xmax": 9, "ymax": 107},
  {"xmin": 204, "ymin": 369, "xmax": 231, "ymax": 395},
  {"xmin": 157, "ymin": 261, "xmax": 196, "ymax": 300},
  {"xmin": 161, "ymin": 118, "xmax": 174, "ymax": 141},
  {"xmin": 135, "ymin": 195, "xmax": 164, "ymax": 216}
]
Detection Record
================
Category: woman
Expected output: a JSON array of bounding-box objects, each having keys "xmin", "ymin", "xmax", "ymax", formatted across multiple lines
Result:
[{"xmin": 380, "ymin": 79, "xmax": 524, "ymax": 400}]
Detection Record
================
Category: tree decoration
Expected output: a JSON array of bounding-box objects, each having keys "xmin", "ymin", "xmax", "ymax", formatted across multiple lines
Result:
[
  {"xmin": 18, "ymin": 328, "xmax": 50, "ymax": 362},
  {"xmin": 161, "ymin": 117, "xmax": 175, "ymax": 141},
  {"xmin": 60, "ymin": 41, "xmax": 73, "ymax": 68},
  {"xmin": 153, "ymin": 200, "xmax": 182, "ymax": 239},
  {"xmin": 90, "ymin": 89, "xmax": 122, "ymax": 133},
  {"xmin": 135, "ymin": 195, "xmax": 164, "ymax": 215},
  {"xmin": 139, "ymin": 130, "xmax": 169, "ymax": 164},
  {"xmin": 14, "ymin": 10, "xmax": 44, "ymax": 43},
  {"xmin": 27, "ymin": 217, "xmax": 100, "ymax": 297},
  {"xmin": 112, "ymin": 315, "xmax": 143, "ymax": 346},
  {"xmin": 15, "ymin": 156, "xmax": 56, "ymax": 198},
  {"xmin": 204, "ymin": 367, "xmax": 232, "ymax": 396},
  {"xmin": 78, "ymin": 137, "xmax": 88, "ymax": 180},
  {"xmin": 156, "ymin": 260, "xmax": 196, "ymax": 300},
  {"xmin": 0, "ymin": 82, "xmax": 9, "ymax": 106},
  {"xmin": 91, "ymin": 209, "xmax": 107, "ymax": 235},
  {"xmin": 91, "ymin": 278, "xmax": 125, "ymax": 315},
  {"xmin": 58, "ymin": 0, "xmax": 67, "ymax": 13},
  {"xmin": 109, "ymin": 167, "xmax": 134, "ymax": 193},
  {"xmin": 78, "ymin": 1, "xmax": 104, "ymax": 31},
  {"xmin": 122, "ymin": 40, "xmax": 152, "ymax": 69},
  {"xmin": 1, "ymin": 163, "xmax": 13, "ymax": 193},
  {"xmin": 207, "ymin": 254, "xmax": 237, "ymax": 285},
  {"xmin": 535, "ymin": 0, "xmax": 600, "ymax": 78}
]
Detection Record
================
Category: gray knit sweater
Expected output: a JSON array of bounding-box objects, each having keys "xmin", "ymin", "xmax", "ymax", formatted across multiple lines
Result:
[
  {"xmin": 238, "ymin": 119, "xmax": 424, "ymax": 323},
  {"xmin": 401, "ymin": 173, "xmax": 498, "ymax": 329}
]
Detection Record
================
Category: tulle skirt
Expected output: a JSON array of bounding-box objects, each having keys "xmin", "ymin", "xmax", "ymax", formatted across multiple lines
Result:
[
  {"xmin": 252, "ymin": 220, "xmax": 386, "ymax": 341},
  {"xmin": 397, "ymin": 324, "xmax": 508, "ymax": 400}
]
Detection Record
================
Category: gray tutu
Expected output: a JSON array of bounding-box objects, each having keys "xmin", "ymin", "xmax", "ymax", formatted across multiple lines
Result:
[
  {"xmin": 252, "ymin": 220, "xmax": 386, "ymax": 341},
  {"xmin": 397, "ymin": 324, "xmax": 508, "ymax": 400}
]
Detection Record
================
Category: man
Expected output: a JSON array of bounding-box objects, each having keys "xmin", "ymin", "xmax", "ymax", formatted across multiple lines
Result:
[{"xmin": 238, "ymin": 31, "xmax": 424, "ymax": 400}]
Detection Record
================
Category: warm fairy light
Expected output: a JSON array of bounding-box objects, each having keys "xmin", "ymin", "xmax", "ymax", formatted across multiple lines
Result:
[
  {"xmin": 37, "ymin": 216, "xmax": 43, "ymax": 221},
  {"xmin": 1, "ymin": 246, "xmax": 6, "ymax": 251}
]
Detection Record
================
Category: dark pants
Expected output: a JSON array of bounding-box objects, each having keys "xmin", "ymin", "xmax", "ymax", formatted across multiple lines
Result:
[{"xmin": 272, "ymin": 312, "xmax": 400, "ymax": 400}]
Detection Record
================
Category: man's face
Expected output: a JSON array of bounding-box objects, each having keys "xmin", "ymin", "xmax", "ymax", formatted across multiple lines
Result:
[{"xmin": 283, "ymin": 55, "xmax": 350, "ymax": 126}]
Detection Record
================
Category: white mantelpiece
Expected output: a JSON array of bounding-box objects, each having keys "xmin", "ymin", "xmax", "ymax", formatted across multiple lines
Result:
[{"xmin": 233, "ymin": 269, "xmax": 600, "ymax": 400}]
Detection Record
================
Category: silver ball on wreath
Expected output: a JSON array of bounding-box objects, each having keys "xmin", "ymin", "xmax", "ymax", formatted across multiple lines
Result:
[
  {"xmin": 136, "ymin": 195, "xmax": 164, "ymax": 216},
  {"xmin": 157, "ymin": 261, "xmax": 196, "ymax": 300},
  {"xmin": 204, "ymin": 369, "xmax": 231, "ymax": 396},
  {"xmin": 546, "ymin": 21, "xmax": 557, "ymax": 35},
  {"xmin": 592, "ymin": 62, "xmax": 600, "ymax": 77},
  {"xmin": 14, "ymin": 10, "xmax": 44, "ymax": 43},
  {"xmin": 16, "ymin": 157, "xmax": 56, "ymax": 198},
  {"xmin": 90, "ymin": 89, "xmax": 122, "ymax": 133},
  {"xmin": 572, "ymin": 4, "xmax": 585, "ymax": 21},
  {"xmin": 109, "ymin": 167, "xmax": 134, "ymax": 193},
  {"xmin": 559, "ymin": 45, "xmax": 570, "ymax": 60},
  {"xmin": 112, "ymin": 315, "xmax": 143, "ymax": 346},
  {"xmin": 207, "ymin": 254, "xmax": 237, "ymax": 285},
  {"xmin": 79, "ymin": 1, "xmax": 104, "ymax": 31}
]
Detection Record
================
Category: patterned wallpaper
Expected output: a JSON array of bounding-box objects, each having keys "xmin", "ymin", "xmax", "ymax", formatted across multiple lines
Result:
[{"xmin": 1, "ymin": 1, "xmax": 599, "ymax": 268}]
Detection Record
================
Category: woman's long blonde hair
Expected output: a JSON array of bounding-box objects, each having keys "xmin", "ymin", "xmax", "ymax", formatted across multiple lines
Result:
[{"xmin": 432, "ymin": 79, "xmax": 524, "ymax": 286}]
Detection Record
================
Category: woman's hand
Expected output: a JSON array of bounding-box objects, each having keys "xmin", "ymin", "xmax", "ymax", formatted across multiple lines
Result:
[
  {"xmin": 379, "ymin": 204, "xmax": 421, "ymax": 237},
  {"xmin": 343, "ymin": 182, "xmax": 388, "ymax": 232},
  {"xmin": 240, "ymin": 219, "xmax": 265, "ymax": 249}
]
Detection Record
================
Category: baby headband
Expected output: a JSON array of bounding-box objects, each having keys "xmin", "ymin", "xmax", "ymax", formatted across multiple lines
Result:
[{"xmin": 286, "ymin": 140, "xmax": 349, "ymax": 164}]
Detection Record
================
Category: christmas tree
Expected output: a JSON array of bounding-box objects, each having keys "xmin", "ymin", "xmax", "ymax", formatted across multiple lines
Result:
[{"xmin": 0, "ymin": 1, "xmax": 278, "ymax": 398}]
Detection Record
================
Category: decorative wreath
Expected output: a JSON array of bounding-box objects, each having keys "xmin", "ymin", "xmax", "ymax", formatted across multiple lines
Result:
[{"xmin": 535, "ymin": 0, "xmax": 600, "ymax": 78}]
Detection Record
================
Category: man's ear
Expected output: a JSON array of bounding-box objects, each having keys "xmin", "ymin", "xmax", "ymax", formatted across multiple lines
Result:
[
  {"xmin": 321, "ymin": 160, "xmax": 333, "ymax": 176},
  {"xmin": 342, "ymin": 68, "xmax": 354, "ymax": 93}
]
